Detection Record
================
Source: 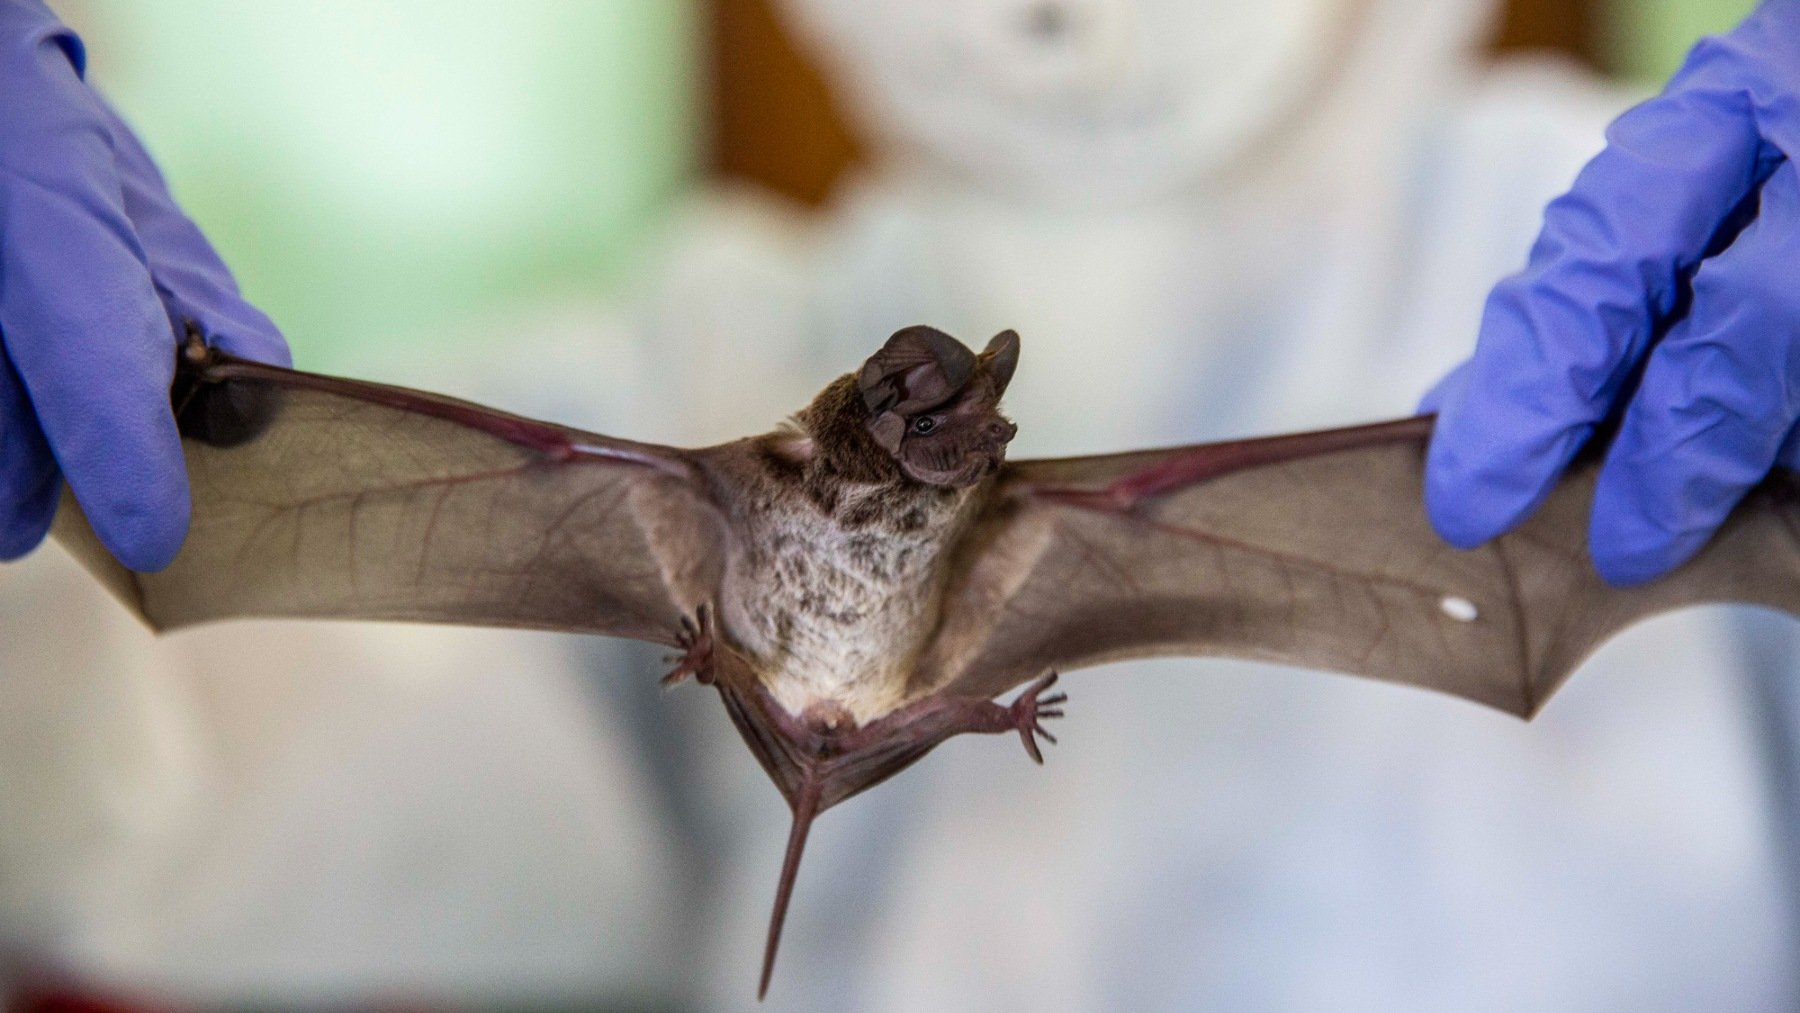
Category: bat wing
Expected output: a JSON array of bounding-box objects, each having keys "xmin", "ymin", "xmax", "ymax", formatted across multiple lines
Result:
[
  {"xmin": 917, "ymin": 416, "xmax": 1800, "ymax": 718},
  {"xmin": 53, "ymin": 349, "xmax": 726, "ymax": 646}
]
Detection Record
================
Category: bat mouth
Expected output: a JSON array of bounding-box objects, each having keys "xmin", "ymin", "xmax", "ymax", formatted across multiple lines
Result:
[{"xmin": 905, "ymin": 449, "xmax": 1009, "ymax": 488}]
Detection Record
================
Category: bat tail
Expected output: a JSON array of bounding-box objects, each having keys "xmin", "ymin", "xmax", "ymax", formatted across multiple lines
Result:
[{"xmin": 758, "ymin": 779, "xmax": 822, "ymax": 1000}]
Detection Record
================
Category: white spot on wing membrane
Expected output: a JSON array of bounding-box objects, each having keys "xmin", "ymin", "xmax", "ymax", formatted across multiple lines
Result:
[{"xmin": 1439, "ymin": 595, "xmax": 1479, "ymax": 622}]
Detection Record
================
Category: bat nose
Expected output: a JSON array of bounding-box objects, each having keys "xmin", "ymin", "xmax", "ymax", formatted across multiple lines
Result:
[{"xmin": 988, "ymin": 420, "xmax": 1018, "ymax": 444}]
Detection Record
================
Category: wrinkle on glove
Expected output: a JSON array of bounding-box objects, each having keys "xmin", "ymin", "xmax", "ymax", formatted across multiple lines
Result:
[
  {"xmin": 0, "ymin": 0, "xmax": 286, "ymax": 572},
  {"xmin": 1424, "ymin": 0, "xmax": 1800, "ymax": 585}
]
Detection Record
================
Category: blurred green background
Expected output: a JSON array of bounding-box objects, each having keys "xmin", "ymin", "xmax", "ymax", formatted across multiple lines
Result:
[
  {"xmin": 1609, "ymin": 0, "xmax": 1757, "ymax": 79},
  {"xmin": 58, "ymin": 0, "xmax": 1753, "ymax": 373},
  {"xmin": 68, "ymin": 0, "xmax": 699, "ymax": 372}
]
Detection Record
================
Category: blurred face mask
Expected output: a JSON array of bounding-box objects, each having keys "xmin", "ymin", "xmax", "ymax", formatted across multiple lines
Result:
[{"xmin": 783, "ymin": 0, "xmax": 1369, "ymax": 203}]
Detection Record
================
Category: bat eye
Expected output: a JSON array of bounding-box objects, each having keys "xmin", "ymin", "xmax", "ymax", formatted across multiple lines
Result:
[{"xmin": 910, "ymin": 416, "xmax": 939, "ymax": 436}]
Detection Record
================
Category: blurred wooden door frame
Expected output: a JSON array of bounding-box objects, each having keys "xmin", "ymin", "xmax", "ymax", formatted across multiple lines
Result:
[{"xmin": 706, "ymin": 0, "xmax": 1598, "ymax": 206}]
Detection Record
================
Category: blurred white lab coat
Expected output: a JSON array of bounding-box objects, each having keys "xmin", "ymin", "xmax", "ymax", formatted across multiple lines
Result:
[
  {"xmin": 0, "ymin": 354, "xmax": 687, "ymax": 1005},
  {"xmin": 2, "ymin": 0, "xmax": 1796, "ymax": 1010},
  {"xmin": 598, "ymin": 4, "xmax": 1798, "ymax": 1006}
]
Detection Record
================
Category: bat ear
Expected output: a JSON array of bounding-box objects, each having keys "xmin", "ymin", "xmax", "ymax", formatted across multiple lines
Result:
[
  {"xmin": 867, "ymin": 411, "xmax": 907, "ymax": 456},
  {"xmin": 858, "ymin": 325, "xmax": 977, "ymax": 415},
  {"xmin": 981, "ymin": 329, "xmax": 1020, "ymax": 396}
]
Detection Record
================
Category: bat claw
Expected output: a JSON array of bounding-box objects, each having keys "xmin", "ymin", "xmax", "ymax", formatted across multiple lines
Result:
[
  {"xmin": 1019, "ymin": 731, "xmax": 1043, "ymax": 765},
  {"xmin": 662, "ymin": 603, "xmax": 716, "ymax": 687},
  {"xmin": 1009, "ymin": 671, "xmax": 1065, "ymax": 765}
]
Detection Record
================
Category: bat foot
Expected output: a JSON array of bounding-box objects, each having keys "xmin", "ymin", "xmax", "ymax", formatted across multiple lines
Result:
[
  {"xmin": 662, "ymin": 604, "xmax": 716, "ymax": 687},
  {"xmin": 1008, "ymin": 671, "xmax": 1066, "ymax": 764}
]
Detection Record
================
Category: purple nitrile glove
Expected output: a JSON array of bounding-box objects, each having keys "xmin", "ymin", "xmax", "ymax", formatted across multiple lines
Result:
[
  {"xmin": 0, "ymin": 0, "xmax": 288, "ymax": 571},
  {"xmin": 1422, "ymin": 0, "xmax": 1800, "ymax": 586}
]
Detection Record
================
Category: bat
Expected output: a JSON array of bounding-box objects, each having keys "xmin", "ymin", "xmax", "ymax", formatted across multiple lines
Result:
[{"xmin": 52, "ymin": 324, "xmax": 1800, "ymax": 998}]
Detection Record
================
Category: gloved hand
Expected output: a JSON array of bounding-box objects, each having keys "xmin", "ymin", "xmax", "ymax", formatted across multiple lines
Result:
[
  {"xmin": 1423, "ymin": 0, "xmax": 1800, "ymax": 586},
  {"xmin": 0, "ymin": 0, "xmax": 288, "ymax": 572}
]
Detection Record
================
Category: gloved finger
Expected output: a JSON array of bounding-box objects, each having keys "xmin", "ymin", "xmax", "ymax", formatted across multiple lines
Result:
[
  {"xmin": 1589, "ymin": 160, "xmax": 1800, "ymax": 585},
  {"xmin": 1415, "ymin": 360, "xmax": 1470, "ymax": 414},
  {"xmin": 1423, "ymin": 305, "xmax": 1609, "ymax": 550},
  {"xmin": 0, "ymin": 343, "xmax": 62, "ymax": 560},
  {"xmin": 100, "ymin": 97, "xmax": 290, "ymax": 367},
  {"xmin": 1426, "ymin": 32, "xmax": 1786, "ymax": 549},
  {"xmin": 0, "ymin": 21, "xmax": 189, "ymax": 572},
  {"xmin": 1775, "ymin": 413, "xmax": 1800, "ymax": 473}
]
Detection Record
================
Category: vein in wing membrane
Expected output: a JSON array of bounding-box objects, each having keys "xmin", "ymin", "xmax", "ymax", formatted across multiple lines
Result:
[
  {"xmin": 925, "ymin": 421, "xmax": 1540, "ymax": 715},
  {"xmin": 61, "ymin": 366, "xmax": 723, "ymax": 646},
  {"xmin": 931, "ymin": 417, "xmax": 1800, "ymax": 718}
]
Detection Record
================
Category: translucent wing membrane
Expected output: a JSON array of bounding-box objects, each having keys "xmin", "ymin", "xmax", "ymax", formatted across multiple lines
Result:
[
  {"xmin": 54, "ymin": 351, "xmax": 725, "ymax": 646},
  {"xmin": 923, "ymin": 417, "xmax": 1800, "ymax": 717}
]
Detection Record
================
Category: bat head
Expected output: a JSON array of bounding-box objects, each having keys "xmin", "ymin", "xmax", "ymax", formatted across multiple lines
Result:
[{"xmin": 857, "ymin": 326, "xmax": 1020, "ymax": 487}]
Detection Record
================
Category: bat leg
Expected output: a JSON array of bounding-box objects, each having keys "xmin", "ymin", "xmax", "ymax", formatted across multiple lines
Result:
[
  {"xmin": 661, "ymin": 603, "xmax": 716, "ymax": 686},
  {"xmin": 812, "ymin": 672, "xmax": 1069, "ymax": 785},
  {"xmin": 847, "ymin": 672, "xmax": 1067, "ymax": 764}
]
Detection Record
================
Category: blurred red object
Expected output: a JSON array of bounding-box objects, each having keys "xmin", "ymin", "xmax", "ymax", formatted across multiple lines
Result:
[{"xmin": 7, "ymin": 984, "xmax": 178, "ymax": 1013}]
